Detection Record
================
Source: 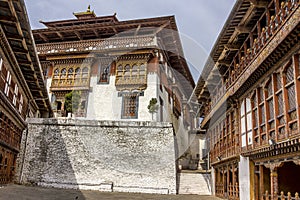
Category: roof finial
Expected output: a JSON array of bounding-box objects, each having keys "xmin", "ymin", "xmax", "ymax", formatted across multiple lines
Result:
[{"xmin": 87, "ymin": 5, "xmax": 91, "ymax": 12}]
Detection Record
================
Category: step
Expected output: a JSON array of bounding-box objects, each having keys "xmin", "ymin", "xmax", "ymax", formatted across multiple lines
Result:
[{"xmin": 178, "ymin": 172, "xmax": 211, "ymax": 195}]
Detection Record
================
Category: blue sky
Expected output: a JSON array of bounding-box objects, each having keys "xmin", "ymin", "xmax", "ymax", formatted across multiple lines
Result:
[{"xmin": 24, "ymin": 0, "xmax": 236, "ymax": 80}]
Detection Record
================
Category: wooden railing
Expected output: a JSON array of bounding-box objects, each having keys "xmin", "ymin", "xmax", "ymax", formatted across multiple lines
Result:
[
  {"xmin": 37, "ymin": 35, "xmax": 157, "ymax": 55},
  {"xmin": 215, "ymin": 182, "xmax": 239, "ymax": 200},
  {"xmin": 228, "ymin": 182, "xmax": 239, "ymax": 200},
  {"xmin": 0, "ymin": 173, "xmax": 11, "ymax": 184},
  {"xmin": 211, "ymin": 141, "xmax": 240, "ymax": 163},
  {"xmin": 279, "ymin": 191, "xmax": 300, "ymax": 200},
  {"xmin": 262, "ymin": 190, "xmax": 300, "ymax": 200},
  {"xmin": 216, "ymin": 183, "xmax": 224, "ymax": 197}
]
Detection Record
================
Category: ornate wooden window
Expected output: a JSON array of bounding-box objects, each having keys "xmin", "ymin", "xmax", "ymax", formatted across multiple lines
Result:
[
  {"xmin": 115, "ymin": 63, "xmax": 147, "ymax": 90},
  {"xmin": 240, "ymin": 98, "xmax": 252, "ymax": 147},
  {"xmin": 68, "ymin": 68, "xmax": 74, "ymax": 78},
  {"xmin": 266, "ymin": 80, "xmax": 275, "ymax": 130},
  {"xmin": 19, "ymin": 94, "xmax": 23, "ymax": 114},
  {"xmin": 51, "ymin": 65, "xmax": 90, "ymax": 89},
  {"xmin": 4, "ymin": 71, "xmax": 11, "ymax": 97},
  {"xmin": 75, "ymin": 68, "xmax": 80, "ymax": 78},
  {"xmin": 284, "ymin": 63, "xmax": 297, "ymax": 133},
  {"xmin": 54, "ymin": 68, "xmax": 59, "ymax": 78},
  {"xmin": 82, "ymin": 67, "xmax": 89, "ymax": 77},
  {"xmin": 258, "ymin": 87, "xmax": 266, "ymax": 142},
  {"xmin": 61, "ymin": 68, "xmax": 67, "ymax": 78},
  {"xmin": 121, "ymin": 93, "xmax": 139, "ymax": 119},
  {"xmin": 98, "ymin": 64, "xmax": 110, "ymax": 84},
  {"xmin": 252, "ymin": 92, "xmax": 259, "ymax": 144},
  {"xmin": 12, "ymin": 84, "xmax": 18, "ymax": 106}
]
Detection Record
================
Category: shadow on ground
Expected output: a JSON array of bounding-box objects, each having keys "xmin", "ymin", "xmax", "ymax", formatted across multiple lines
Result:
[{"xmin": 0, "ymin": 185, "xmax": 222, "ymax": 200}]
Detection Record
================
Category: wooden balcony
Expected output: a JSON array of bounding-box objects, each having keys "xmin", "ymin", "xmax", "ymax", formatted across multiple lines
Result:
[
  {"xmin": 36, "ymin": 35, "xmax": 158, "ymax": 55},
  {"xmin": 204, "ymin": 0, "xmax": 299, "ymax": 121}
]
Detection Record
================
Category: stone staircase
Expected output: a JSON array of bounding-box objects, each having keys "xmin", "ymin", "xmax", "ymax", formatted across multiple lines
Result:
[{"xmin": 178, "ymin": 171, "xmax": 211, "ymax": 195}]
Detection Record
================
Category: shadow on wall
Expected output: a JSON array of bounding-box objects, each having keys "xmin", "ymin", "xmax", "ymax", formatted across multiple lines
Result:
[
  {"xmin": 16, "ymin": 118, "xmax": 177, "ymax": 195},
  {"xmin": 16, "ymin": 120, "xmax": 86, "ymax": 200}
]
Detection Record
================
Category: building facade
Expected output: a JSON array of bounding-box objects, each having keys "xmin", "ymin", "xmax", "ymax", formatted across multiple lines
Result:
[
  {"xmin": 0, "ymin": 0, "xmax": 51, "ymax": 184},
  {"xmin": 195, "ymin": 0, "xmax": 299, "ymax": 199},
  {"xmin": 12, "ymin": 7, "xmax": 208, "ymax": 193},
  {"xmin": 32, "ymin": 7, "xmax": 199, "ymax": 164},
  {"xmin": 33, "ymin": 7, "xmax": 194, "ymax": 123}
]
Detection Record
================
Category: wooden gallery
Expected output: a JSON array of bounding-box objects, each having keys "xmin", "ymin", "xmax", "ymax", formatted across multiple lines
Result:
[{"xmin": 195, "ymin": 0, "xmax": 299, "ymax": 200}]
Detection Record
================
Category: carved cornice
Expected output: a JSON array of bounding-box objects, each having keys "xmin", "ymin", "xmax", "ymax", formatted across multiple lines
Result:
[
  {"xmin": 117, "ymin": 53, "xmax": 152, "ymax": 63},
  {"xmin": 52, "ymin": 57, "xmax": 94, "ymax": 65}
]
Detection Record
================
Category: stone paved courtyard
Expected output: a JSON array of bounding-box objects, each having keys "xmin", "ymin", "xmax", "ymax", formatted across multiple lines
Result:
[{"xmin": 0, "ymin": 184, "xmax": 221, "ymax": 200}]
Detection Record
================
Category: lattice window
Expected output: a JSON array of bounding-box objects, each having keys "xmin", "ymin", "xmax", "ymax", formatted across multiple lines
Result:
[
  {"xmin": 122, "ymin": 93, "xmax": 139, "ymax": 119},
  {"xmin": 286, "ymin": 64, "xmax": 294, "ymax": 83},
  {"xmin": 259, "ymin": 88, "xmax": 264, "ymax": 103},
  {"xmin": 260, "ymin": 105, "xmax": 265, "ymax": 124},
  {"xmin": 287, "ymin": 85, "xmax": 296, "ymax": 111},
  {"xmin": 4, "ymin": 71, "xmax": 11, "ymax": 97},
  {"xmin": 267, "ymin": 81, "xmax": 273, "ymax": 97},
  {"xmin": 252, "ymin": 92, "xmax": 257, "ymax": 107},
  {"xmin": 19, "ymin": 95, "xmax": 23, "ymax": 113},
  {"xmin": 268, "ymin": 99, "xmax": 274, "ymax": 120},
  {"xmin": 75, "ymin": 68, "xmax": 81, "ymax": 78},
  {"xmin": 240, "ymin": 98, "xmax": 253, "ymax": 147},
  {"xmin": 68, "ymin": 68, "xmax": 74, "ymax": 78},
  {"xmin": 124, "ymin": 65, "xmax": 130, "ymax": 80},
  {"xmin": 82, "ymin": 67, "xmax": 89, "ymax": 78},
  {"xmin": 13, "ymin": 84, "xmax": 18, "ymax": 106},
  {"xmin": 254, "ymin": 109, "xmax": 258, "ymax": 128},
  {"xmin": 277, "ymin": 92, "xmax": 284, "ymax": 115},
  {"xmin": 115, "ymin": 63, "xmax": 147, "ymax": 85},
  {"xmin": 54, "ymin": 68, "xmax": 59, "ymax": 78},
  {"xmin": 61, "ymin": 68, "xmax": 67, "ymax": 78},
  {"xmin": 276, "ymin": 73, "xmax": 282, "ymax": 91},
  {"xmin": 98, "ymin": 64, "xmax": 110, "ymax": 83}
]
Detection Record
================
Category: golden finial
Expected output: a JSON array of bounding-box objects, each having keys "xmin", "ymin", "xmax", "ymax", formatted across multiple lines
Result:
[{"xmin": 87, "ymin": 5, "xmax": 91, "ymax": 12}]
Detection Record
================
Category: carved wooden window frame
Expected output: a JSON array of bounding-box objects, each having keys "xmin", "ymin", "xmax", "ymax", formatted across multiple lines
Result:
[
  {"xmin": 283, "ymin": 59, "xmax": 297, "ymax": 134},
  {"xmin": 12, "ymin": 84, "xmax": 18, "ymax": 106},
  {"xmin": 98, "ymin": 64, "xmax": 110, "ymax": 84},
  {"xmin": 240, "ymin": 98, "xmax": 253, "ymax": 147},
  {"xmin": 4, "ymin": 71, "xmax": 11, "ymax": 97},
  {"xmin": 115, "ymin": 62, "xmax": 147, "ymax": 84},
  {"xmin": 121, "ymin": 92, "xmax": 141, "ymax": 119},
  {"xmin": 19, "ymin": 94, "xmax": 23, "ymax": 114},
  {"xmin": 51, "ymin": 65, "xmax": 90, "ymax": 88}
]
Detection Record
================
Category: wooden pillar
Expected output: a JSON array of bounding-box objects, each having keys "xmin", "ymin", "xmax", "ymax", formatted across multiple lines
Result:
[
  {"xmin": 255, "ymin": 168, "xmax": 259, "ymax": 200},
  {"xmin": 232, "ymin": 164, "xmax": 236, "ymax": 197},
  {"xmin": 227, "ymin": 165, "xmax": 230, "ymax": 197},
  {"xmin": 270, "ymin": 168, "xmax": 278, "ymax": 200},
  {"xmin": 265, "ymin": 163, "xmax": 283, "ymax": 200},
  {"xmin": 259, "ymin": 165, "xmax": 265, "ymax": 199},
  {"xmin": 222, "ymin": 167, "xmax": 225, "ymax": 196}
]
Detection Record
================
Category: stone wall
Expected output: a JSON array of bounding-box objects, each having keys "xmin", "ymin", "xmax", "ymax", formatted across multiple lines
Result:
[{"xmin": 17, "ymin": 118, "xmax": 177, "ymax": 194}]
